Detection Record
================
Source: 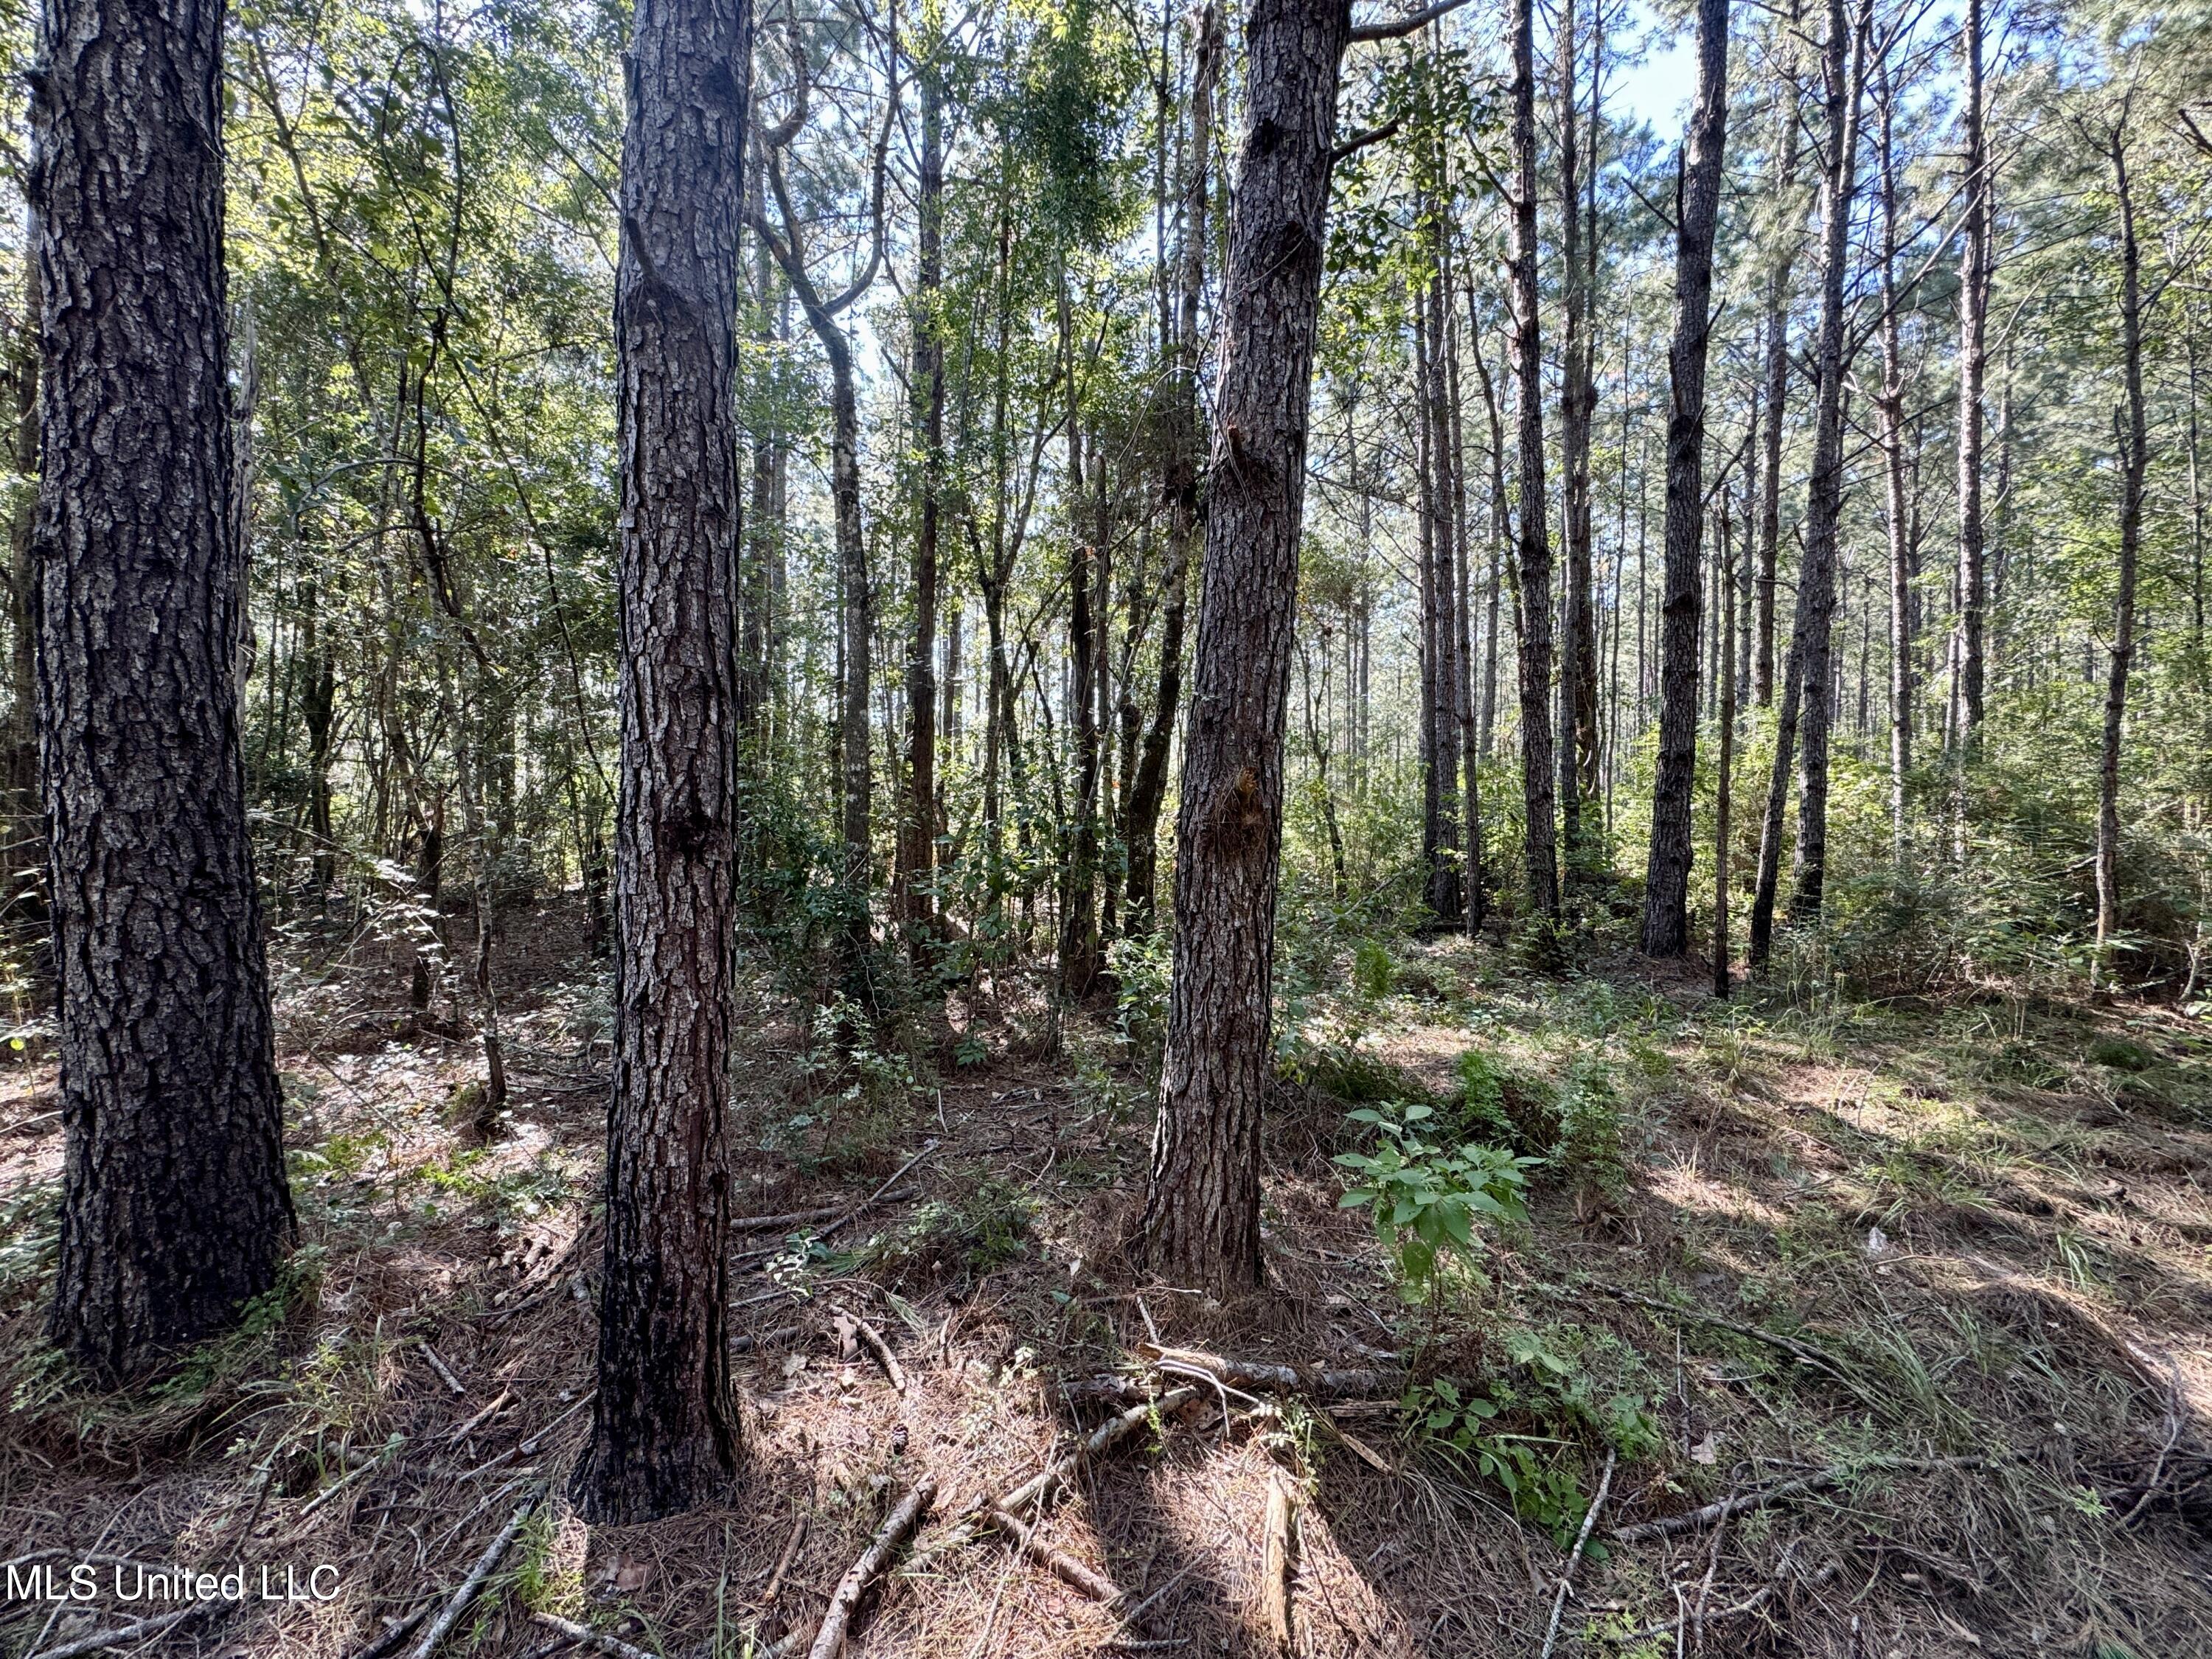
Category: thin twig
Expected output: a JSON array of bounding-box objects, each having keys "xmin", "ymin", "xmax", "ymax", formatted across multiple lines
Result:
[
  {"xmin": 528, "ymin": 1614, "xmax": 660, "ymax": 1659},
  {"xmin": 26, "ymin": 1607, "xmax": 206, "ymax": 1659},
  {"xmin": 406, "ymin": 1499, "xmax": 535, "ymax": 1659},
  {"xmin": 1539, "ymin": 1448, "xmax": 1616, "ymax": 1659},
  {"xmin": 807, "ymin": 1477, "xmax": 936, "ymax": 1659}
]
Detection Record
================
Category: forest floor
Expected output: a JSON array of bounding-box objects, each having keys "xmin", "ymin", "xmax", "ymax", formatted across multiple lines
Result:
[{"xmin": 4, "ymin": 900, "xmax": 2212, "ymax": 1658}]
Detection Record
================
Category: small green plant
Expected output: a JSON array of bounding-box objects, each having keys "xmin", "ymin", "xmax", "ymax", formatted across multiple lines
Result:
[
  {"xmin": 1405, "ymin": 1378, "xmax": 1590, "ymax": 1540},
  {"xmin": 1334, "ymin": 1102, "xmax": 1536, "ymax": 1293},
  {"xmin": 1352, "ymin": 938, "xmax": 1397, "ymax": 1002},
  {"xmin": 855, "ymin": 1174, "xmax": 1035, "ymax": 1284},
  {"xmin": 1108, "ymin": 931, "xmax": 1172, "ymax": 1057},
  {"xmin": 1553, "ymin": 1056, "xmax": 1628, "ymax": 1203}
]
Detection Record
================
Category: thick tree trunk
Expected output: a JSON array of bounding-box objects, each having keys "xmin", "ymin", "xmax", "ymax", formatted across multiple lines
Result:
[
  {"xmin": 34, "ymin": 0, "xmax": 296, "ymax": 1378},
  {"xmin": 1139, "ymin": 0, "xmax": 1347, "ymax": 1295},
  {"xmin": 1124, "ymin": 1, "xmax": 1218, "ymax": 933},
  {"xmin": 576, "ymin": 0, "xmax": 749, "ymax": 1523},
  {"xmin": 1507, "ymin": 0, "xmax": 1559, "ymax": 919},
  {"xmin": 2096, "ymin": 128, "xmax": 2145, "ymax": 972},
  {"xmin": 1784, "ymin": 0, "xmax": 1865, "ymax": 926},
  {"xmin": 1748, "ymin": 633, "xmax": 1803, "ymax": 972},
  {"xmin": 1638, "ymin": 0, "xmax": 1730, "ymax": 958}
]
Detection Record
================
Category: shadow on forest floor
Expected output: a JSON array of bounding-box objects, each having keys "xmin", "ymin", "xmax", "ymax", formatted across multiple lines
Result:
[{"xmin": 4, "ymin": 900, "xmax": 2212, "ymax": 1658}]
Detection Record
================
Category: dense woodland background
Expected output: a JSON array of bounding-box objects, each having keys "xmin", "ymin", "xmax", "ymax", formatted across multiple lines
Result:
[
  {"xmin": 0, "ymin": 0, "xmax": 2194, "ymax": 1004},
  {"xmin": 4, "ymin": 0, "xmax": 2212, "ymax": 1652}
]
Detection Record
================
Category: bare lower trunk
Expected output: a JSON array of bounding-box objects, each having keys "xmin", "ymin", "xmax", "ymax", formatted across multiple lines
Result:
[
  {"xmin": 2096, "ymin": 128, "xmax": 2146, "ymax": 973},
  {"xmin": 576, "ymin": 0, "xmax": 750, "ymax": 1523},
  {"xmin": 895, "ymin": 55, "xmax": 945, "ymax": 956},
  {"xmin": 1124, "ymin": 3, "xmax": 1218, "ymax": 935},
  {"xmin": 1508, "ymin": 0, "xmax": 1559, "ymax": 919},
  {"xmin": 35, "ymin": 0, "xmax": 295, "ymax": 1379},
  {"xmin": 1784, "ymin": 0, "xmax": 1866, "ymax": 927},
  {"xmin": 1140, "ymin": 0, "xmax": 1348, "ymax": 1294},
  {"xmin": 1638, "ymin": 0, "xmax": 1731, "ymax": 959}
]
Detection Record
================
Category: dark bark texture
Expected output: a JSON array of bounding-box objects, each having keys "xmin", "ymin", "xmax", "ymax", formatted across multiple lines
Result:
[
  {"xmin": 577, "ymin": 0, "xmax": 750, "ymax": 1523},
  {"xmin": 1638, "ymin": 0, "xmax": 1731, "ymax": 959},
  {"xmin": 35, "ymin": 0, "xmax": 296, "ymax": 1377},
  {"xmin": 1139, "ymin": 0, "xmax": 1346, "ymax": 1295},
  {"xmin": 1784, "ymin": 0, "xmax": 1865, "ymax": 925},
  {"xmin": 1507, "ymin": 0, "xmax": 1558, "ymax": 919}
]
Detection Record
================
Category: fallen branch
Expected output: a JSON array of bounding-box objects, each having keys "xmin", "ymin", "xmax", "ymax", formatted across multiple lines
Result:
[
  {"xmin": 448, "ymin": 1388, "xmax": 517, "ymax": 1444},
  {"xmin": 1612, "ymin": 1455, "xmax": 1995, "ymax": 1543},
  {"xmin": 529, "ymin": 1614, "xmax": 661, "ymax": 1659},
  {"xmin": 518, "ymin": 1392, "xmax": 597, "ymax": 1458},
  {"xmin": 807, "ymin": 1477, "xmax": 936, "ymax": 1659},
  {"xmin": 1260, "ymin": 1468, "xmax": 1295, "ymax": 1652},
  {"xmin": 1539, "ymin": 1448, "xmax": 1616, "ymax": 1659},
  {"xmin": 1138, "ymin": 1344, "xmax": 1403, "ymax": 1401},
  {"xmin": 299, "ymin": 1436, "xmax": 408, "ymax": 1520},
  {"xmin": 346, "ymin": 1608, "xmax": 428, "ymax": 1659},
  {"xmin": 1613, "ymin": 1553, "xmax": 1840, "ymax": 1644},
  {"xmin": 1003, "ymin": 1389, "xmax": 1197, "ymax": 1514},
  {"xmin": 27, "ymin": 1607, "xmax": 206, "ymax": 1659},
  {"xmin": 731, "ymin": 1324, "xmax": 803, "ymax": 1357},
  {"xmin": 835, "ymin": 1307, "xmax": 908, "ymax": 1394},
  {"xmin": 407, "ymin": 1500, "xmax": 535, "ymax": 1659},
  {"xmin": 911, "ymin": 1388, "xmax": 1198, "ymax": 1571},
  {"xmin": 732, "ymin": 1189, "xmax": 916, "ymax": 1234},
  {"xmin": 986, "ymin": 1503, "xmax": 1122, "ymax": 1601},
  {"xmin": 420, "ymin": 1342, "xmax": 467, "ymax": 1396}
]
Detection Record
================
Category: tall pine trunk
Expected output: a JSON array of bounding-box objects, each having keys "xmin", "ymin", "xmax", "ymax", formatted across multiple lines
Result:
[
  {"xmin": 1508, "ymin": 0, "xmax": 1559, "ymax": 919},
  {"xmin": 1139, "ymin": 0, "xmax": 1349, "ymax": 1294},
  {"xmin": 35, "ymin": 0, "xmax": 295, "ymax": 1377},
  {"xmin": 1784, "ymin": 0, "xmax": 1865, "ymax": 925},
  {"xmin": 895, "ymin": 53, "xmax": 945, "ymax": 956},
  {"xmin": 576, "ymin": 0, "xmax": 750, "ymax": 1523},
  {"xmin": 2096, "ymin": 125, "xmax": 2145, "ymax": 975},
  {"xmin": 1638, "ymin": 0, "xmax": 1731, "ymax": 958},
  {"xmin": 1875, "ymin": 63, "xmax": 1913, "ymax": 864},
  {"xmin": 1124, "ymin": 2, "xmax": 1219, "ymax": 933},
  {"xmin": 1753, "ymin": 6, "xmax": 1803, "ymax": 709}
]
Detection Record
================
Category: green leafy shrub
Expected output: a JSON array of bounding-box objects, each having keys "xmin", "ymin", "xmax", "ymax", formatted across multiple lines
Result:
[{"xmin": 1334, "ymin": 1102, "xmax": 1536, "ymax": 1293}]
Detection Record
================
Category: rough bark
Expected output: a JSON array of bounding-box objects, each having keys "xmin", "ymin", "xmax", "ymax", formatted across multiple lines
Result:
[
  {"xmin": 1952, "ymin": 0, "xmax": 1988, "ymax": 748},
  {"xmin": 894, "ymin": 52, "xmax": 945, "ymax": 956},
  {"xmin": 1060, "ymin": 275, "xmax": 1103, "ymax": 998},
  {"xmin": 1875, "ymin": 63, "xmax": 1913, "ymax": 864},
  {"xmin": 1418, "ymin": 273, "xmax": 1463, "ymax": 926},
  {"xmin": 1557, "ymin": 0, "xmax": 1600, "ymax": 867},
  {"xmin": 1714, "ymin": 483, "xmax": 1739, "ymax": 998},
  {"xmin": 2096, "ymin": 125, "xmax": 2145, "ymax": 970},
  {"xmin": 1638, "ymin": 0, "xmax": 1731, "ymax": 959},
  {"xmin": 1139, "ymin": 0, "xmax": 1348, "ymax": 1294},
  {"xmin": 1124, "ymin": 2, "xmax": 1218, "ymax": 935},
  {"xmin": 1784, "ymin": 0, "xmax": 1865, "ymax": 927},
  {"xmin": 1753, "ymin": 9, "xmax": 1804, "ymax": 709},
  {"xmin": 576, "ymin": 0, "xmax": 749, "ymax": 1522},
  {"xmin": 1507, "ymin": 0, "xmax": 1559, "ymax": 919},
  {"xmin": 34, "ymin": 0, "xmax": 296, "ymax": 1377}
]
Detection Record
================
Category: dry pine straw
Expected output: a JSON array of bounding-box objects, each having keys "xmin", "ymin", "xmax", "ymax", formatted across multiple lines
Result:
[{"xmin": 3, "ymin": 932, "xmax": 2212, "ymax": 1658}]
